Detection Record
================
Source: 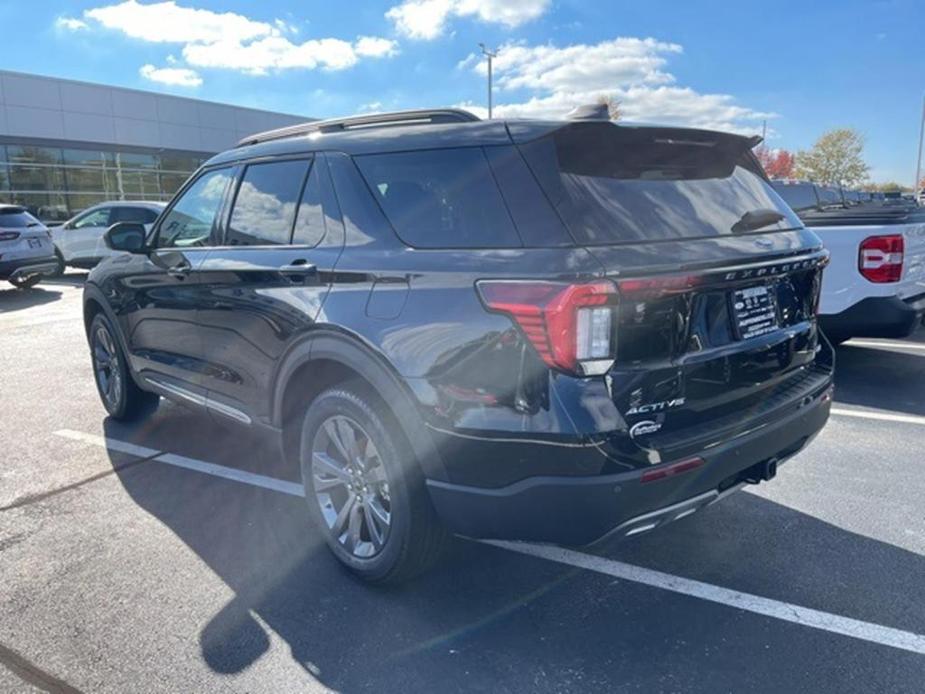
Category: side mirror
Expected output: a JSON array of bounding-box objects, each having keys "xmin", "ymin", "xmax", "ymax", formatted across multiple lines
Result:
[{"xmin": 104, "ymin": 222, "xmax": 147, "ymax": 253}]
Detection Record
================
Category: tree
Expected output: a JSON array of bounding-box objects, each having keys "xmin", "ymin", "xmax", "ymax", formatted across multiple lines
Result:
[
  {"xmin": 595, "ymin": 95, "xmax": 622, "ymax": 121},
  {"xmin": 754, "ymin": 146, "xmax": 795, "ymax": 179},
  {"xmin": 794, "ymin": 128, "xmax": 869, "ymax": 186}
]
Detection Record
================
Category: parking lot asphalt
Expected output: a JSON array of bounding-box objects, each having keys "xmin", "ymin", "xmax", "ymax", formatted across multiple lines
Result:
[{"xmin": 1, "ymin": 274, "xmax": 924, "ymax": 693}]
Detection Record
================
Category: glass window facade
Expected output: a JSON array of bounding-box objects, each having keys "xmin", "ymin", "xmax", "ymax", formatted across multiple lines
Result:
[{"xmin": 0, "ymin": 142, "xmax": 207, "ymax": 222}]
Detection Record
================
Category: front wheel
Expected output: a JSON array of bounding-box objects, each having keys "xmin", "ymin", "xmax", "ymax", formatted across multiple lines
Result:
[
  {"xmin": 8, "ymin": 274, "xmax": 42, "ymax": 289},
  {"xmin": 300, "ymin": 384, "xmax": 447, "ymax": 583},
  {"xmin": 89, "ymin": 313, "xmax": 159, "ymax": 420}
]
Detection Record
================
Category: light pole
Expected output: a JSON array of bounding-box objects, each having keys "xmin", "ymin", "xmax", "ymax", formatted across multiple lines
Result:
[
  {"xmin": 479, "ymin": 43, "xmax": 497, "ymax": 119},
  {"xmin": 915, "ymin": 94, "xmax": 925, "ymax": 198}
]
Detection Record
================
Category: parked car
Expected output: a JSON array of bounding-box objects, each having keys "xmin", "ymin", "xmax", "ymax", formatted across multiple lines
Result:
[
  {"xmin": 83, "ymin": 109, "xmax": 834, "ymax": 583},
  {"xmin": 50, "ymin": 201, "xmax": 165, "ymax": 273},
  {"xmin": 772, "ymin": 179, "xmax": 925, "ymax": 343},
  {"xmin": 0, "ymin": 205, "xmax": 59, "ymax": 289}
]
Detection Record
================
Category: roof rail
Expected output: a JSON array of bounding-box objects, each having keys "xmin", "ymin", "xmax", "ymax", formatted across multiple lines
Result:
[{"xmin": 236, "ymin": 108, "xmax": 481, "ymax": 147}]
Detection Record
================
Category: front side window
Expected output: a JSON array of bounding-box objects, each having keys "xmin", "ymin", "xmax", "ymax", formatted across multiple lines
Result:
[
  {"xmin": 156, "ymin": 168, "xmax": 233, "ymax": 248},
  {"xmin": 72, "ymin": 208, "xmax": 111, "ymax": 230},
  {"xmin": 227, "ymin": 159, "xmax": 310, "ymax": 246},
  {"xmin": 355, "ymin": 148, "xmax": 521, "ymax": 248},
  {"xmin": 111, "ymin": 207, "xmax": 159, "ymax": 224}
]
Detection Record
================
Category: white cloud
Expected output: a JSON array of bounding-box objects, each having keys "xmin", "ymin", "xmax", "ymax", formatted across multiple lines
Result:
[
  {"xmin": 55, "ymin": 16, "xmax": 88, "ymax": 31},
  {"xmin": 459, "ymin": 38, "xmax": 774, "ymax": 134},
  {"xmin": 139, "ymin": 63, "xmax": 202, "ymax": 87},
  {"xmin": 61, "ymin": 1, "xmax": 397, "ymax": 81},
  {"xmin": 387, "ymin": 0, "xmax": 549, "ymax": 40},
  {"xmin": 86, "ymin": 0, "xmax": 271, "ymax": 44},
  {"xmin": 358, "ymin": 101, "xmax": 384, "ymax": 113},
  {"xmin": 355, "ymin": 36, "xmax": 399, "ymax": 58}
]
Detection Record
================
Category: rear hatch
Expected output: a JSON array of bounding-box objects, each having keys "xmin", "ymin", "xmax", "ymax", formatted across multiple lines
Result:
[{"xmin": 515, "ymin": 122, "xmax": 831, "ymax": 457}]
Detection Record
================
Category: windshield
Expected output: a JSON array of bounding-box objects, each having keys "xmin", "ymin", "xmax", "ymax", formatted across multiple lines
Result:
[{"xmin": 519, "ymin": 123, "xmax": 801, "ymax": 245}]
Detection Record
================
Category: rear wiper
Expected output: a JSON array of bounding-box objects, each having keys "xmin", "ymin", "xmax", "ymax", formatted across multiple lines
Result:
[{"xmin": 731, "ymin": 208, "xmax": 785, "ymax": 233}]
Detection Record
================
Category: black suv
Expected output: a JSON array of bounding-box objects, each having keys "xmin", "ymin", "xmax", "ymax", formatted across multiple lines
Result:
[{"xmin": 83, "ymin": 109, "xmax": 834, "ymax": 582}]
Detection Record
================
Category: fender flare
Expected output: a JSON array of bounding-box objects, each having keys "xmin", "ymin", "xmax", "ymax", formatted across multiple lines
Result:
[{"xmin": 271, "ymin": 330, "xmax": 448, "ymax": 481}]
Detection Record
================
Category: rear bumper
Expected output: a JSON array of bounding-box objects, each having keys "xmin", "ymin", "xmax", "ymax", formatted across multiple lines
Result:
[
  {"xmin": 0, "ymin": 255, "xmax": 58, "ymax": 280},
  {"xmin": 426, "ymin": 382, "xmax": 832, "ymax": 545},
  {"xmin": 820, "ymin": 294, "xmax": 925, "ymax": 340}
]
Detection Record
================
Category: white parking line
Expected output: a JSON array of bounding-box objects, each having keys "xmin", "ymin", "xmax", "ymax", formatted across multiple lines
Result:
[
  {"xmin": 484, "ymin": 541, "xmax": 925, "ymax": 656},
  {"xmin": 53, "ymin": 429, "xmax": 305, "ymax": 497},
  {"xmin": 831, "ymin": 408, "xmax": 925, "ymax": 427},
  {"xmin": 847, "ymin": 340, "xmax": 925, "ymax": 352},
  {"xmin": 53, "ymin": 427, "xmax": 925, "ymax": 657}
]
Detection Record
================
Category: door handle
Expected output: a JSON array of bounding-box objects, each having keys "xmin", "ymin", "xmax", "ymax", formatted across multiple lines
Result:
[
  {"xmin": 279, "ymin": 260, "xmax": 317, "ymax": 281},
  {"xmin": 166, "ymin": 260, "xmax": 191, "ymax": 278}
]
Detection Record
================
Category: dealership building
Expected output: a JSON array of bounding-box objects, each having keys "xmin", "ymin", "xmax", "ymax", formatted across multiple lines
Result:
[{"xmin": 0, "ymin": 70, "xmax": 308, "ymax": 222}]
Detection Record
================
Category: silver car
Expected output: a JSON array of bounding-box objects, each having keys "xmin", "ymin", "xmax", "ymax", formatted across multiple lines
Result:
[
  {"xmin": 0, "ymin": 205, "xmax": 58, "ymax": 289},
  {"xmin": 51, "ymin": 201, "xmax": 166, "ymax": 272}
]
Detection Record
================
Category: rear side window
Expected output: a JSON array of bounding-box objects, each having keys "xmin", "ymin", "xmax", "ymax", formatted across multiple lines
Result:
[
  {"xmin": 0, "ymin": 207, "xmax": 41, "ymax": 228},
  {"xmin": 355, "ymin": 148, "xmax": 521, "ymax": 248},
  {"xmin": 111, "ymin": 207, "xmax": 159, "ymax": 224},
  {"xmin": 771, "ymin": 183, "xmax": 820, "ymax": 213},
  {"xmin": 520, "ymin": 123, "xmax": 802, "ymax": 244},
  {"xmin": 227, "ymin": 159, "xmax": 310, "ymax": 246}
]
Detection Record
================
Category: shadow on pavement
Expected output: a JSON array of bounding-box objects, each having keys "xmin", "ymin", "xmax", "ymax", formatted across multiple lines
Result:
[
  {"xmin": 833, "ymin": 342, "xmax": 925, "ymax": 416},
  {"xmin": 40, "ymin": 272, "xmax": 88, "ymax": 287},
  {"xmin": 0, "ymin": 286, "xmax": 62, "ymax": 312},
  {"xmin": 102, "ymin": 411, "xmax": 925, "ymax": 693}
]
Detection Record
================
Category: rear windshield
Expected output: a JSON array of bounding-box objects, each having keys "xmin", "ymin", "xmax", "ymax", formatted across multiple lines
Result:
[
  {"xmin": 772, "ymin": 182, "xmax": 820, "ymax": 212},
  {"xmin": 817, "ymin": 186, "xmax": 843, "ymax": 206},
  {"xmin": 0, "ymin": 207, "xmax": 42, "ymax": 229},
  {"xmin": 519, "ymin": 123, "xmax": 802, "ymax": 245}
]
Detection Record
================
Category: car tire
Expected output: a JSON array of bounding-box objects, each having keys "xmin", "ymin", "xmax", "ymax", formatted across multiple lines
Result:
[
  {"xmin": 300, "ymin": 382, "xmax": 448, "ymax": 584},
  {"xmin": 89, "ymin": 313, "xmax": 159, "ymax": 420},
  {"xmin": 48, "ymin": 248, "xmax": 66, "ymax": 278},
  {"xmin": 8, "ymin": 274, "xmax": 42, "ymax": 289}
]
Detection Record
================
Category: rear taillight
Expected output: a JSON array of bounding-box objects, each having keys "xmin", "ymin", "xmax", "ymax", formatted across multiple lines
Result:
[
  {"xmin": 859, "ymin": 235, "xmax": 904, "ymax": 283},
  {"xmin": 0, "ymin": 231, "xmax": 20, "ymax": 241},
  {"xmin": 476, "ymin": 280, "xmax": 617, "ymax": 376}
]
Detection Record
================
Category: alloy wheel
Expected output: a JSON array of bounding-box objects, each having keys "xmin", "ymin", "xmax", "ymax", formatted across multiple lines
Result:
[
  {"xmin": 310, "ymin": 415, "xmax": 392, "ymax": 558},
  {"xmin": 92, "ymin": 325, "xmax": 123, "ymax": 411}
]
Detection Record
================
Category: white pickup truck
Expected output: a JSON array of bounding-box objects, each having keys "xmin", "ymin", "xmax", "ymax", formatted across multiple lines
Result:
[{"xmin": 772, "ymin": 180, "xmax": 925, "ymax": 344}]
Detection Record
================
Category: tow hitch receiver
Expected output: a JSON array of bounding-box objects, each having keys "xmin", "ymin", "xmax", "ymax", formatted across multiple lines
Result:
[{"xmin": 746, "ymin": 458, "xmax": 778, "ymax": 484}]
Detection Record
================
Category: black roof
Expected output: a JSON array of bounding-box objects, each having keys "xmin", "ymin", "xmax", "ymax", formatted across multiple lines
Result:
[{"xmin": 204, "ymin": 110, "xmax": 761, "ymax": 168}]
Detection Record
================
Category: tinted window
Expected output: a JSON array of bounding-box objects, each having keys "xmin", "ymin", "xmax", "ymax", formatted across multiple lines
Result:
[
  {"xmin": 520, "ymin": 123, "xmax": 802, "ymax": 244},
  {"xmin": 156, "ymin": 168, "xmax": 233, "ymax": 248},
  {"xmin": 227, "ymin": 159, "xmax": 309, "ymax": 246},
  {"xmin": 355, "ymin": 148, "xmax": 521, "ymax": 248},
  {"xmin": 817, "ymin": 186, "xmax": 843, "ymax": 206},
  {"xmin": 771, "ymin": 182, "xmax": 820, "ymax": 212},
  {"xmin": 73, "ymin": 207, "xmax": 111, "ymax": 229},
  {"xmin": 111, "ymin": 207, "xmax": 159, "ymax": 224},
  {"xmin": 0, "ymin": 207, "xmax": 41, "ymax": 229},
  {"xmin": 292, "ymin": 162, "xmax": 325, "ymax": 246}
]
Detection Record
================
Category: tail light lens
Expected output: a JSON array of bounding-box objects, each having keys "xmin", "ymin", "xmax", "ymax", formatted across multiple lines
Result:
[
  {"xmin": 476, "ymin": 280, "xmax": 617, "ymax": 376},
  {"xmin": 859, "ymin": 235, "xmax": 904, "ymax": 283},
  {"xmin": 0, "ymin": 231, "xmax": 21, "ymax": 241}
]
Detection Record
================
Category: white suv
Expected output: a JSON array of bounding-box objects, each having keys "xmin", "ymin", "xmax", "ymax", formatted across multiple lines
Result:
[
  {"xmin": 0, "ymin": 205, "xmax": 58, "ymax": 289},
  {"xmin": 51, "ymin": 201, "xmax": 165, "ymax": 272}
]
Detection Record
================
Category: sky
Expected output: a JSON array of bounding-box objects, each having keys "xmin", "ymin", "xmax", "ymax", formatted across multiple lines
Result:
[{"xmin": 1, "ymin": 0, "xmax": 922, "ymax": 184}]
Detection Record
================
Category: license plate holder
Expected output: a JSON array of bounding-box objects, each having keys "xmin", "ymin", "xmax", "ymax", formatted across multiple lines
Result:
[{"xmin": 731, "ymin": 285, "xmax": 779, "ymax": 340}]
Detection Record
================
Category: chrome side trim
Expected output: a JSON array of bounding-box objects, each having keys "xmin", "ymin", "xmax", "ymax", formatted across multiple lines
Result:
[{"xmin": 143, "ymin": 377, "xmax": 252, "ymax": 425}]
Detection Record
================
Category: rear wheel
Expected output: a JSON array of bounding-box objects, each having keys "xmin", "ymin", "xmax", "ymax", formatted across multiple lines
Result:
[
  {"xmin": 89, "ymin": 313, "xmax": 159, "ymax": 420},
  {"xmin": 8, "ymin": 274, "xmax": 42, "ymax": 289},
  {"xmin": 300, "ymin": 384, "xmax": 447, "ymax": 583}
]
